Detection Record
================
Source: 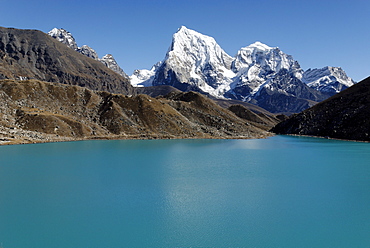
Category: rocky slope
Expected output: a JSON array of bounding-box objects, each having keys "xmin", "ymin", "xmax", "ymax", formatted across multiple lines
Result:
[
  {"xmin": 131, "ymin": 26, "xmax": 355, "ymax": 113},
  {"xmin": 0, "ymin": 79, "xmax": 275, "ymax": 145},
  {"xmin": 0, "ymin": 27, "xmax": 134, "ymax": 95},
  {"xmin": 48, "ymin": 28, "xmax": 128, "ymax": 78},
  {"xmin": 271, "ymin": 76, "xmax": 370, "ymax": 141}
]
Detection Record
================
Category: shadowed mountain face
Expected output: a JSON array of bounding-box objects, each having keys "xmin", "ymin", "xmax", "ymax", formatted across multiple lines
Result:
[
  {"xmin": 271, "ymin": 76, "xmax": 370, "ymax": 141},
  {"xmin": 0, "ymin": 27, "xmax": 134, "ymax": 95},
  {"xmin": 0, "ymin": 79, "xmax": 274, "ymax": 145}
]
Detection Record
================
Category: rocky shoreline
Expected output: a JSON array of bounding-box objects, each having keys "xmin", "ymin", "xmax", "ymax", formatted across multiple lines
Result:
[{"xmin": 0, "ymin": 125, "xmax": 273, "ymax": 146}]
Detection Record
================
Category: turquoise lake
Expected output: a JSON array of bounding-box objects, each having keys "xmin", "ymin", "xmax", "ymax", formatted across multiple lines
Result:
[{"xmin": 0, "ymin": 135, "xmax": 369, "ymax": 247}]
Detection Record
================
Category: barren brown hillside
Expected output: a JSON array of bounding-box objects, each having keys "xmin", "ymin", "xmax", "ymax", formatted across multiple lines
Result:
[{"xmin": 0, "ymin": 79, "xmax": 273, "ymax": 145}]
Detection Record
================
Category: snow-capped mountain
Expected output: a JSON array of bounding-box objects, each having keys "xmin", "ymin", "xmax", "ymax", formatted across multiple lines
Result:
[
  {"xmin": 224, "ymin": 41, "xmax": 328, "ymax": 113},
  {"xmin": 48, "ymin": 28, "xmax": 78, "ymax": 50},
  {"xmin": 100, "ymin": 54, "xmax": 128, "ymax": 78},
  {"xmin": 130, "ymin": 68, "xmax": 155, "ymax": 87},
  {"xmin": 48, "ymin": 28, "xmax": 128, "ymax": 78},
  {"xmin": 228, "ymin": 41, "xmax": 304, "ymax": 101},
  {"xmin": 248, "ymin": 68, "xmax": 328, "ymax": 113},
  {"xmin": 231, "ymin": 41, "xmax": 302, "ymax": 76},
  {"xmin": 151, "ymin": 26, "xmax": 235, "ymax": 96},
  {"xmin": 302, "ymin": 66, "xmax": 355, "ymax": 95},
  {"xmin": 130, "ymin": 62, "xmax": 161, "ymax": 87},
  {"xmin": 77, "ymin": 45, "xmax": 99, "ymax": 60},
  {"xmin": 131, "ymin": 26, "xmax": 355, "ymax": 113}
]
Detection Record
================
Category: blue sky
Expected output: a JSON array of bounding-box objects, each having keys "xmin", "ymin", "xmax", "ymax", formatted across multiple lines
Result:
[{"xmin": 1, "ymin": 0, "xmax": 369, "ymax": 81}]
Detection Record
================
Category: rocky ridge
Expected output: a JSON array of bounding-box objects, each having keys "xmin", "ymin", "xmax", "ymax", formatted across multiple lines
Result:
[
  {"xmin": 0, "ymin": 26, "xmax": 134, "ymax": 95},
  {"xmin": 48, "ymin": 28, "xmax": 128, "ymax": 78},
  {"xmin": 0, "ymin": 79, "xmax": 275, "ymax": 145}
]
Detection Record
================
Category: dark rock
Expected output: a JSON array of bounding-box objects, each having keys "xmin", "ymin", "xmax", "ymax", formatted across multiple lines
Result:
[{"xmin": 271, "ymin": 76, "xmax": 370, "ymax": 141}]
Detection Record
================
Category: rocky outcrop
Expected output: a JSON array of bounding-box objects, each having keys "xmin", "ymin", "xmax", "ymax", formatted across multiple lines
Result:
[
  {"xmin": 0, "ymin": 79, "xmax": 274, "ymax": 145},
  {"xmin": 271, "ymin": 76, "xmax": 370, "ymax": 141},
  {"xmin": 0, "ymin": 27, "xmax": 134, "ymax": 95}
]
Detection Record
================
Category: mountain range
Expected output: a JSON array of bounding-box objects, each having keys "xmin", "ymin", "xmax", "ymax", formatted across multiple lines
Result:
[
  {"xmin": 47, "ymin": 26, "xmax": 355, "ymax": 114},
  {"xmin": 0, "ymin": 26, "xmax": 280, "ymax": 145},
  {"xmin": 0, "ymin": 25, "xmax": 366, "ymax": 144},
  {"xmin": 131, "ymin": 26, "xmax": 355, "ymax": 113}
]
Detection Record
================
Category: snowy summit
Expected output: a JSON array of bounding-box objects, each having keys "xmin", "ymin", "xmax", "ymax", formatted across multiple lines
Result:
[{"xmin": 48, "ymin": 28, "xmax": 78, "ymax": 50}]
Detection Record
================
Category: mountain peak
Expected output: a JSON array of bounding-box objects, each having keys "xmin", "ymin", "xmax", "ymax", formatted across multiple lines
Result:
[
  {"xmin": 172, "ymin": 26, "xmax": 217, "ymax": 44},
  {"xmin": 102, "ymin": 54, "xmax": 113, "ymax": 59},
  {"xmin": 48, "ymin": 28, "xmax": 128, "ymax": 78},
  {"xmin": 152, "ymin": 26, "xmax": 235, "ymax": 95},
  {"xmin": 170, "ymin": 26, "xmax": 230, "ymax": 62},
  {"xmin": 77, "ymin": 45, "xmax": 99, "ymax": 60},
  {"xmin": 48, "ymin": 28, "xmax": 78, "ymax": 50},
  {"xmin": 302, "ymin": 66, "xmax": 355, "ymax": 94},
  {"xmin": 100, "ymin": 54, "xmax": 128, "ymax": 78},
  {"xmin": 232, "ymin": 40, "xmax": 298, "ymax": 76},
  {"xmin": 245, "ymin": 41, "xmax": 277, "ymax": 51},
  {"xmin": 178, "ymin": 25, "xmax": 189, "ymax": 32},
  {"xmin": 247, "ymin": 41, "xmax": 274, "ymax": 51}
]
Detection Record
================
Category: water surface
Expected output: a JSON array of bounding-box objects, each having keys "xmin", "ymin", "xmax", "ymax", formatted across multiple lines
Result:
[{"xmin": 0, "ymin": 136, "xmax": 369, "ymax": 247}]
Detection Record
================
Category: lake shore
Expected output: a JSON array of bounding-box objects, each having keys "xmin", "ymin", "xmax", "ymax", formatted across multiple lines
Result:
[
  {"xmin": 3, "ymin": 124, "xmax": 368, "ymax": 146},
  {"xmin": 276, "ymin": 133, "xmax": 370, "ymax": 143},
  {"xmin": 0, "ymin": 126, "xmax": 273, "ymax": 146}
]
